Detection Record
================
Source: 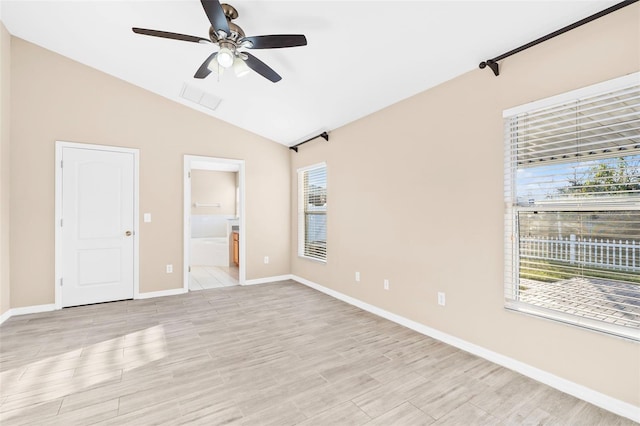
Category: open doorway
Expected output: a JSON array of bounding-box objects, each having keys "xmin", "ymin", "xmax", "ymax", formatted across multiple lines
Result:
[{"xmin": 183, "ymin": 155, "xmax": 245, "ymax": 291}]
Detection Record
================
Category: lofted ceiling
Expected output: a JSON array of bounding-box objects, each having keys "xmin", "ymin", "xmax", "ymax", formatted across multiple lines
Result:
[{"xmin": 0, "ymin": 1, "xmax": 622, "ymax": 146}]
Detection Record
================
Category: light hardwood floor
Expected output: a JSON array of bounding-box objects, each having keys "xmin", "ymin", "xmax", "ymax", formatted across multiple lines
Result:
[{"xmin": 0, "ymin": 280, "xmax": 635, "ymax": 425}]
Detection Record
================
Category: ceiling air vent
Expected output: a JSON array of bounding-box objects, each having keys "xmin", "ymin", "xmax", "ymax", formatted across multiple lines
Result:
[{"xmin": 179, "ymin": 83, "xmax": 221, "ymax": 111}]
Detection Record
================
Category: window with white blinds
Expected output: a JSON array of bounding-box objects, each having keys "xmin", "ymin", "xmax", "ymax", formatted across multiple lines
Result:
[
  {"xmin": 504, "ymin": 73, "xmax": 640, "ymax": 341},
  {"xmin": 298, "ymin": 163, "xmax": 327, "ymax": 262}
]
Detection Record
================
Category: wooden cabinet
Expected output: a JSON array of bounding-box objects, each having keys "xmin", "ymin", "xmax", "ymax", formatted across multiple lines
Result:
[{"xmin": 232, "ymin": 232, "xmax": 239, "ymax": 266}]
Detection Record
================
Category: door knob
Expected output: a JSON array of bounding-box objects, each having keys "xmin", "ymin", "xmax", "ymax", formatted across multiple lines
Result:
[{"xmin": 125, "ymin": 231, "xmax": 132, "ymax": 237}]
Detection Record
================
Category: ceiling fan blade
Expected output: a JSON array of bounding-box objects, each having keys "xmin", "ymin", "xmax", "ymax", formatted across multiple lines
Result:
[
  {"xmin": 243, "ymin": 52, "xmax": 282, "ymax": 83},
  {"xmin": 132, "ymin": 27, "xmax": 210, "ymax": 44},
  {"xmin": 194, "ymin": 52, "xmax": 218, "ymax": 79},
  {"xmin": 241, "ymin": 35, "xmax": 307, "ymax": 49},
  {"xmin": 201, "ymin": 0, "xmax": 230, "ymax": 35}
]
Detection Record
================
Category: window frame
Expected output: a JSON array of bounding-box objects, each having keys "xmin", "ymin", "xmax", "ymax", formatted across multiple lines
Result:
[
  {"xmin": 297, "ymin": 162, "xmax": 327, "ymax": 263},
  {"xmin": 503, "ymin": 72, "xmax": 640, "ymax": 341}
]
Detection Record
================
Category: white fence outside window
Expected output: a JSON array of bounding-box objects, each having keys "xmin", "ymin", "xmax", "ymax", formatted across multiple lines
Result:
[{"xmin": 520, "ymin": 235, "xmax": 640, "ymax": 272}]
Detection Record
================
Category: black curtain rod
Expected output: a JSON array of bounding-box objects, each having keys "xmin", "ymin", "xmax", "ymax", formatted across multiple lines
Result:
[
  {"xmin": 289, "ymin": 132, "xmax": 329, "ymax": 152},
  {"xmin": 479, "ymin": 0, "xmax": 638, "ymax": 76}
]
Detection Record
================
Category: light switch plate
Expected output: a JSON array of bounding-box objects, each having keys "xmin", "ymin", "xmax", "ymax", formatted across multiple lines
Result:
[{"xmin": 144, "ymin": 213, "xmax": 151, "ymax": 223}]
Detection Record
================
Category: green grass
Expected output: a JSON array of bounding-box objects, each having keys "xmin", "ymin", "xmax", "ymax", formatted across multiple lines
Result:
[{"xmin": 519, "ymin": 258, "xmax": 640, "ymax": 285}]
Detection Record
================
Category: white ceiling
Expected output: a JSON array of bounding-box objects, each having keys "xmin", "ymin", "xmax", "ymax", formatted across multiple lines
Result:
[{"xmin": 0, "ymin": 0, "xmax": 621, "ymax": 146}]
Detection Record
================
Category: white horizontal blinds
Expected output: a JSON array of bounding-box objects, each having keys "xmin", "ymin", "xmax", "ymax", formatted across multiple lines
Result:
[
  {"xmin": 298, "ymin": 164, "xmax": 327, "ymax": 261},
  {"xmin": 508, "ymin": 84, "xmax": 640, "ymax": 205},
  {"xmin": 504, "ymin": 74, "xmax": 640, "ymax": 340},
  {"xmin": 504, "ymin": 125, "xmax": 518, "ymax": 302},
  {"xmin": 512, "ymin": 85, "xmax": 640, "ymax": 164}
]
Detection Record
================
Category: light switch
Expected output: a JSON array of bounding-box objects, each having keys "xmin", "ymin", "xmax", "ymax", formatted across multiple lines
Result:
[{"xmin": 144, "ymin": 213, "xmax": 151, "ymax": 223}]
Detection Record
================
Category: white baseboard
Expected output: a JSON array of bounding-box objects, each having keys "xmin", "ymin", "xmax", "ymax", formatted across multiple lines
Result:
[
  {"xmin": 136, "ymin": 288, "xmax": 187, "ymax": 299},
  {"xmin": 0, "ymin": 308, "xmax": 11, "ymax": 325},
  {"xmin": 291, "ymin": 275, "xmax": 640, "ymax": 423},
  {"xmin": 0, "ymin": 288, "xmax": 190, "ymax": 325},
  {"xmin": 0, "ymin": 303, "xmax": 58, "ymax": 325},
  {"xmin": 243, "ymin": 274, "xmax": 293, "ymax": 286},
  {"xmin": 11, "ymin": 303, "xmax": 57, "ymax": 316}
]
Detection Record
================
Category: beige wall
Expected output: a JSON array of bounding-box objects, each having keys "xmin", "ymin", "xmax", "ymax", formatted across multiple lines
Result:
[
  {"xmin": 190, "ymin": 170, "xmax": 237, "ymax": 216},
  {"xmin": 9, "ymin": 37, "xmax": 290, "ymax": 307},
  {"xmin": 3, "ymin": 2, "xmax": 639, "ymax": 412},
  {"xmin": 0, "ymin": 21, "xmax": 10, "ymax": 317},
  {"xmin": 290, "ymin": 5, "xmax": 640, "ymax": 407}
]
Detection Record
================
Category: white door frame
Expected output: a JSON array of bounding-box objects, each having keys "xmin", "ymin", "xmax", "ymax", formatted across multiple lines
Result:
[
  {"xmin": 184, "ymin": 155, "xmax": 246, "ymax": 289},
  {"xmin": 54, "ymin": 141, "xmax": 140, "ymax": 309}
]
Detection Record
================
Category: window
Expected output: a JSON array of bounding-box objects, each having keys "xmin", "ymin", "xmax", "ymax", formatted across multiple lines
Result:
[
  {"xmin": 504, "ymin": 73, "xmax": 640, "ymax": 341},
  {"xmin": 298, "ymin": 163, "xmax": 327, "ymax": 262}
]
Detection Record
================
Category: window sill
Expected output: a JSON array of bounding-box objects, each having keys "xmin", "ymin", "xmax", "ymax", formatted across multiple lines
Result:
[
  {"xmin": 505, "ymin": 300, "xmax": 639, "ymax": 342},
  {"xmin": 298, "ymin": 255, "xmax": 326, "ymax": 264}
]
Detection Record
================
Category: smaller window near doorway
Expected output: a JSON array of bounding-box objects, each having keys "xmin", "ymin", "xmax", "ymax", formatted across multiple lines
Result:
[{"xmin": 298, "ymin": 163, "xmax": 327, "ymax": 262}]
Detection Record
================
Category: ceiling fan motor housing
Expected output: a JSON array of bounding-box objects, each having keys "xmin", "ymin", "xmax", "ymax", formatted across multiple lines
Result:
[
  {"xmin": 209, "ymin": 2, "xmax": 243, "ymax": 66},
  {"xmin": 211, "ymin": 22, "xmax": 244, "ymax": 41}
]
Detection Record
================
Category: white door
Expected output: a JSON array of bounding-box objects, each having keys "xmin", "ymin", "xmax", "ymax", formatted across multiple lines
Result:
[{"xmin": 61, "ymin": 147, "xmax": 135, "ymax": 307}]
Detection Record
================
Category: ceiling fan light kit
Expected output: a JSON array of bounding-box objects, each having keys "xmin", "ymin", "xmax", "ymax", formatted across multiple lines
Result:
[
  {"xmin": 206, "ymin": 57, "xmax": 222, "ymax": 74},
  {"xmin": 233, "ymin": 58, "xmax": 251, "ymax": 78},
  {"xmin": 132, "ymin": 0, "xmax": 307, "ymax": 83},
  {"xmin": 216, "ymin": 46, "xmax": 235, "ymax": 68}
]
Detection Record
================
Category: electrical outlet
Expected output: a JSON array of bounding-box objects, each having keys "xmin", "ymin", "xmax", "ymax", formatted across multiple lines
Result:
[
  {"xmin": 438, "ymin": 292, "xmax": 446, "ymax": 306},
  {"xmin": 166, "ymin": 264, "xmax": 173, "ymax": 274},
  {"xmin": 384, "ymin": 279, "xmax": 389, "ymax": 290},
  {"xmin": 264, "ymin": 256, "xmax": 269, "ymax": 264},
  {"xmin": 355, "ymin": 272, "xmax": 360, "ymax": 282}
]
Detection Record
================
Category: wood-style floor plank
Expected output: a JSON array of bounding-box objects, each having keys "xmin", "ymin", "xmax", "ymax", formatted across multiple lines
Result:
[{"xmin": 0, "ymin": 280, "xmax": 636, "ymax": 425}]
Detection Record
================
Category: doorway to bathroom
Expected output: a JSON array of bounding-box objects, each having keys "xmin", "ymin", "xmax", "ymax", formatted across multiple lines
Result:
[{"xmin": 183, "ymin": 155, "xmax": 245, "ymax": 291}]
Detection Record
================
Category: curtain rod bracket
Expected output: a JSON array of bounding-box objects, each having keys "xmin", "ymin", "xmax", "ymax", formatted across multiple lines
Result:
[
  {"xmin": 289, "ymin": 131, "xmax": 330, "ymax": 152},
  {"xmin": 479, "ymin": 60, "xmax": 499, "ymax": 76},
  {"xmin": 479, "ymin": 0, "xmax": 637, "ymax": 77}
]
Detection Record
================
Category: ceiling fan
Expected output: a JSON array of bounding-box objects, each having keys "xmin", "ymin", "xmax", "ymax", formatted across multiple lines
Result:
[{"xmin": 132, "ymin": 0, "xmax": 307, "ymax": 83}]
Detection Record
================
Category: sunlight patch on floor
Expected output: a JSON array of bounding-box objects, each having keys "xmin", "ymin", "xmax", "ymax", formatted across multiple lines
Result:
[{"xmin": 0, "ymin": 325, "xmax": 167, "ymax": 422}]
